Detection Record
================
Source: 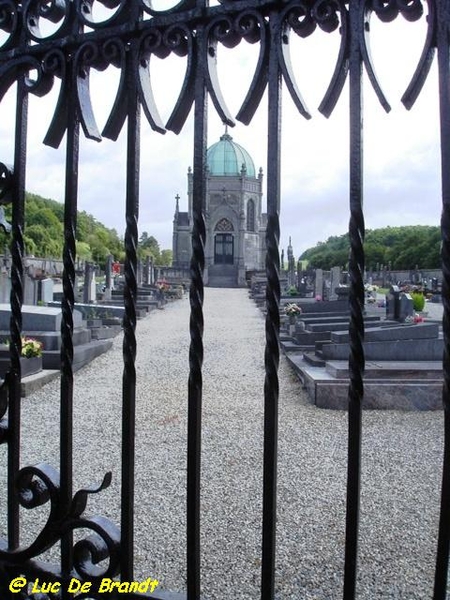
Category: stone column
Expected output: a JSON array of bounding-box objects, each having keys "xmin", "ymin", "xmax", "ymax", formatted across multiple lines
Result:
[
  {"xmin": 104, "ymin": 255, "xmax": 113, "ymax": 301},
  {"xmin": 83, "ymin": 262, "xmax": 95, "ymax": 303},
  {"xmin": 144, "ymin": 255, "xmax": 150, "ymax": 285},
  {"xmin": 237, "ymin": 209, "xmax": 246, "ymax": 286},
  {"xmin": 137, "ymin": 259, "xmax": 143, "ymax": 287}
]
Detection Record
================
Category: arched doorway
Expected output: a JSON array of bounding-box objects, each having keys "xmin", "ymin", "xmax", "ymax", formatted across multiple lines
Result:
[{"xmin": 214, "ymin": 218, "xmax": 234, "ymax": 265}]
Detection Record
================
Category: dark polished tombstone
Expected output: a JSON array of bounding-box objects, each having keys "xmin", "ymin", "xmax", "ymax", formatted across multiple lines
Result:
[{"xmin": 386, "ymin": 285, "xmax": 400, "ymax": 320}]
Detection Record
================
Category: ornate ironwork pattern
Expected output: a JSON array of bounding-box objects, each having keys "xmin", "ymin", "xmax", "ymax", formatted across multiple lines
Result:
[{"xmin": 0, "ymin": 1, "xmax": 447, "ymax": 599}]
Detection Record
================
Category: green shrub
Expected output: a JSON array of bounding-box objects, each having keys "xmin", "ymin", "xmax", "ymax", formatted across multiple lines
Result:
[{"xmin": 411, "ymin": 292, "xmax": 425, "ymax": 312}]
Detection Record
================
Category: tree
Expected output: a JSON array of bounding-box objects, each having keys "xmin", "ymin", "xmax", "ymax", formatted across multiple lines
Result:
[
  {"xmin": 300, "ymin": 225, "xmax": 441, "ymax": 270},
  {"xmin": 138, "ymin": 232, "xmax": 161, "ymax": 261},
  {"xmin": 156, "ymin": 249, "xmax": 173, "ymax": 266},
  {"xmin": 0, "ymin": 192, "xmax": 163, "ymax": 268}
]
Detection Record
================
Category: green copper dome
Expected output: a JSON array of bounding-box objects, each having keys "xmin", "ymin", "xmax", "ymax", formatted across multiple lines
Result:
[{"xmin": 207, "ymin": 133, "xmax": 256, "ymax": 177}]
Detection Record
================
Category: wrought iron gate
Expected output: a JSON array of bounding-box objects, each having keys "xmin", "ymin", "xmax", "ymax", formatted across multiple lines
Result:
[{"xmin": 0, "ymin": 0, "xmax": 449, "ymax": 599}]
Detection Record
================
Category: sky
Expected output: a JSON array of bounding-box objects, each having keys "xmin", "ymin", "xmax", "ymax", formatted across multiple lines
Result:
[{"xmin": 0, "ymin": 4, "xmax": 442, "ymax": 260}]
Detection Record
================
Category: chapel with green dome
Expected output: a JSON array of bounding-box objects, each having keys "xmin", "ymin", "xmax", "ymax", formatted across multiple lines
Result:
[{"xmin": 172, "ymin": 132, "xmax": 267, "ymax": 287}]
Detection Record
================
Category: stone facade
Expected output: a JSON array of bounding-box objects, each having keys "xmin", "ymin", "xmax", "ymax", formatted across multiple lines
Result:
[{"xmin": 172, "ymin": 133, "xmax": 267, "ymax": 287}]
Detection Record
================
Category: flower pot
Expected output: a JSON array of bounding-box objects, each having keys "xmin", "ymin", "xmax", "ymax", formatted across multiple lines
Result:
[
  {"xmin": 21, "ymin": 356, "xmax": 42, "ymax": 378},
  {"xmin": 0, "ymin": 350, "xmax": 42, "ymax": 378}
]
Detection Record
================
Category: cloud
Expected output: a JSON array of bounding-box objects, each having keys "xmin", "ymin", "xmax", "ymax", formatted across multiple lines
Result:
[{"xmin": 0, "ymin": 6, "xmax": 442, "ymax": 263}]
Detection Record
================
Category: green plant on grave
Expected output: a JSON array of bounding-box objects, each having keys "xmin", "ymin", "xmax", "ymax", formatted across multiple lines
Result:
[
  {"xmin": 287, "ymin": 286, "xmax": 298, "ymax": 296},
  {"xmin": 410, "ymin": 292, "xmax": 425, "ymax": 312}
]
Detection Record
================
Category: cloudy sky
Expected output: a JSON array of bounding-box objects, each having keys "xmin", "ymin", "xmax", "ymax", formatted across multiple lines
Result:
[{"xmin": 0, "ymin": 6, "xmax": 442, "ymax": 260}]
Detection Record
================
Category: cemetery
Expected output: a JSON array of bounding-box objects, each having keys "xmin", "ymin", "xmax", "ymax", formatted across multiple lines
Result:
[
  {"xmin": 2, "ymin": 3, "xmax": 450, "ymax": 596},
  {"xmin": 0, "ymin": 252, "xmax": 183, "ymax": 396},
  {"xmin": 250, "ymin": 259, "xmax": 444, "ymax": 410}
]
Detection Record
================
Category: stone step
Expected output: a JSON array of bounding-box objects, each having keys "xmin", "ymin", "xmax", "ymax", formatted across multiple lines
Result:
[
  {"xmin": 285, "ymin": 313, "xmax": 350, "ymax": 324},
  {"xmin": 90, "ymin": 327, "xmax": 121, "ymax": 340},
  {"xmin": 306, "ymin": 316, "xmax": 383, "ymax": 332},
  {"xmin": 280, "ymin": 340, "xmax": 303, "ymax": 353},
  {"xmin": 326, "ymin": 360, "xmax": 442, "ymax": 380},
  {"xmin": 331, "ymin": 322, "xmax": 439, "ymax": 344},
  {"xmin": 43, "ymin": 339, "xmax": 113, "ymax": 371},
  {"xmin": 302, "ymin": 352, "xmax": 326, "ymax": 368},
  {"xmin": 208, "ymin": 278, "xmax": 239, "ymax": 288},
  {"xmin": 314, "ymin": 380, "xmax": 443, "ymax": 410},
  {"xmin": 321, "ymin": 338, "xmax": 444, "ymax": 361},
  {"xmin": 21, "ymin": 369, "xmax": 60, "ymax": 397},
  {"xmin": 293, "ymin": 331, "xmax": 331, "ymax": 345}
]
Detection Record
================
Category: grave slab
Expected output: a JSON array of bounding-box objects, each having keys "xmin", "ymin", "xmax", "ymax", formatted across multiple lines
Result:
[
  {"xmin": 331, "ymin": 322, "xmax": 439, "ymax": 344},
  {"xmin": 326, "ymin": 360, "xmax": 443, "ymax": 380},
  {"xmin": 0, "ymin": 304, "xmax": 82, "ymax": 331},
  {"xmin": 286, "ymin": 353, "xmax": 443, "ymax": 410},
  {"xmin": 321, "ymin": 338, "xmax": 444, "ymax": 361}
]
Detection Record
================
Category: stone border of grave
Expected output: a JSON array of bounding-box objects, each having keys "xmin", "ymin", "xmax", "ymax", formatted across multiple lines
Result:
[{"xmin": 248, "ymin": 291, "xmax": 445, "ymax": 410}]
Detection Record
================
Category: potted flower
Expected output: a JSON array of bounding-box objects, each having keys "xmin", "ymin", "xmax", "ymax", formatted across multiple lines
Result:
[
  {"xmin": 0, "ymin": 336, "xmax": 43, "ymax": 378},
  {"xmin": 284, "ymin": 303, "xmax": 302, "ymax": 325},
  {"xmin": 21, "ymin": 337, "xmax": 43, "ymax": 358},
  {"xmin": 20, "ymin": 337, "xmax": 43, "ymax": 377}
]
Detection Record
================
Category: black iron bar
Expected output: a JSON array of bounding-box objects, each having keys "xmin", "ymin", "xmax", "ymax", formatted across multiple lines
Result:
[
  {"xmin": 121, "ymin": 42, "xmax": 141, "ymax": 583},
  {"xmin": 60, "ymin": 62, "xmax": 79, "ymax": 597},
  {"xmin": 433, "ymin": 0, "xmax": 450, "ymax": 596},
  {"xmin": 343, "ymin": 1, "xmax": 365, "ymax": 598},
  {"xmin": 186, "ymin": 11, "xmax": 207, "ymax": 600},
  {"xmin": 261, "ymin": 12, "xmax": 281, "ymax": 600},
  {"xmin": 7, "ymin": 77, "xmax": 27, "ymax": 551}
]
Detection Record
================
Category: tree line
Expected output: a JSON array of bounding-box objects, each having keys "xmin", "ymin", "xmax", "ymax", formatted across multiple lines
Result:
[
  {"xmin": 299, "ymin": 225, "xmax": 441, "ymax": 271},
  {"xmin": 0, "ymin": 193, "xmax": 172, "ymax": 268}
]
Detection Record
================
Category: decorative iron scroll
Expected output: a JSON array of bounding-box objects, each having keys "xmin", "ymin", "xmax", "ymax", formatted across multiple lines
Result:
[
  {"xmin": 0, "ymin": 0, "xmax": 434, "ymax": 137},
  {"xmin": 1, "ymin": 1, "xmax": 448, "ymax": 600}
]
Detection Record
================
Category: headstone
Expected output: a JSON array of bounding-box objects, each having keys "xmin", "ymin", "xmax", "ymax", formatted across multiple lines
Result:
[
  {"xmin": 386, "ymin": 285, "xmax": 400, "ymax": 320},
  {"xmin": 83, "ymin": 262, "xmax": 96, "ymax": 303},
  {"xmin": 104, "ymin": 255, "xmax": 113, "ymax": 301},
  {"xmin": 40, "ymin": 278, "xmax": 54, "ymax": 304},
  {"xmin": 315, "ymin": 269, "xmax": 323, "ymax": 300},
  {"xmin": 330, "ymin": 266, "xmax": 341, "ymax": 301},
  {"xmin": 23, "ymin": 273, "xmax": 37, "ymax": 305},
  {"xmin": 137, "ymin": 259, "xmax": 143, "ymax": 287},
  {"xmin": 0, "ymin": 304, "xmax": 83, "ymax": 331},
  {"xmin": 0, "ymin": 271, "xmax": 9, "ymax": 303},
  {"xmin": 105, "ymin": 255, "xmax": 113, "ymax": 289},
  {"xmin": 297, "ymin": 270, "xmax": 307, "ymax": 296}
]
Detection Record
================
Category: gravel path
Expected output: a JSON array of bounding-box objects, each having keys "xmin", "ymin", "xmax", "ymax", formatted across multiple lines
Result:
[{"xmin": 0, "ymin": 288, "xmax": 445, "ymax": 599}]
